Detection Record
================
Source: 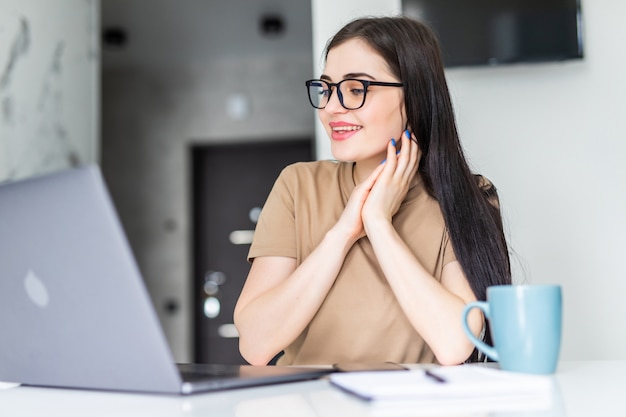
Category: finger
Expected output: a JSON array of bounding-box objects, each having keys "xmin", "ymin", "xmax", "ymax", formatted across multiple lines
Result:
[
  {"xmin": 378, "ymin": 139, "xmax": 400, "ymax": 186},
  {"xmin": 380, "ymin": 138, "xmax": 400, "ymax": 166},
  {"xmin": 392, "ymin": 130, "xmax": 413, "ymax": 181},
  {"xmin": 368, "ymin": 159, "xmax": 386, "ymax": 184},
  {"xmin": 399, "ymin": 130, "xmax": 419, "ymax": 183}
]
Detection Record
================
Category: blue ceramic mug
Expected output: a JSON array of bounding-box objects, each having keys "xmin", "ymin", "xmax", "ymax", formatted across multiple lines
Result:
[{"xmin": 462, "ymin": 284, "xmax": 562, "ymax": 374}]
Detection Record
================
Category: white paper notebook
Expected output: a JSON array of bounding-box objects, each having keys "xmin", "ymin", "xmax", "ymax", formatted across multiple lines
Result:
[{"xmin": 329, "ymin": 365, "xmax": 554, "ymax": 411}]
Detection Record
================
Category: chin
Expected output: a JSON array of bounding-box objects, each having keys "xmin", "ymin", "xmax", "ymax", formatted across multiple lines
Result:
[{"xmin": 329, "ymin": 146, "xmax": 353, "ymax": 162}]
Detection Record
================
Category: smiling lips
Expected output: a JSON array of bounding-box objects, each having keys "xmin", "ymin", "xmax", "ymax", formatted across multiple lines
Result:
[{"xmin": 329, "ymin": 122, "xmax": 362, "ymax": 141}]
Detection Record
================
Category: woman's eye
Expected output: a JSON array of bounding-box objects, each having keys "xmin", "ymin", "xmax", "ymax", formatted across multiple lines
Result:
[{"xmin": 349, "ymin": 88, "xmax": 365, "ymax": 96}]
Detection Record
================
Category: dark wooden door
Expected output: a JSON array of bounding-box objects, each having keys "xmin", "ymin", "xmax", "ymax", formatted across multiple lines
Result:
[{"xmin": 191, "ymin": 139, "xmax": 312, "ymax": 364}]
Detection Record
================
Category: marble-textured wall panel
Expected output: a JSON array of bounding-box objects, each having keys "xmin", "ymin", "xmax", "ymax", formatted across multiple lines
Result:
[{"xmin": 0, "ymin": 0, "xmax": 98, "ymax": 182}]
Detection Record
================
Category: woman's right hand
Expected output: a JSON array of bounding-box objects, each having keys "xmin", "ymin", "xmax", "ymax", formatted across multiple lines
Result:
[{"xmin": 333, "ymin": 162, "xmax": 385, "ymax": 243}]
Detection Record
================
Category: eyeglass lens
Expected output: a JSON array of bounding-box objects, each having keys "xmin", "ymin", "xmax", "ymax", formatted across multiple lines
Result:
[{"xmin": 307, "ymin": 79, "xmax": 367, "ymax": 110}]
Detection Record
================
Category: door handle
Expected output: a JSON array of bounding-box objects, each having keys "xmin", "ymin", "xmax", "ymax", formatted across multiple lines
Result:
[
  {"xmin": 218, "ymin": 323, "xmax": 239, "ymax": 338},
  {"xmin": 203, "ymin": 271, "xmax": 226, "ymax": 319},
  {"xmin": 229, "ymin": 230, "xmax": 255, "ymax": 245}
]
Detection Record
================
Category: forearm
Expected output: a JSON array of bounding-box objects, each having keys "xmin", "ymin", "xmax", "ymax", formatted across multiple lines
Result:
[
  {"xmin": 234, "ymin": 228, "xmax": 355, "ymax": 365},
  {"xmin": 365, "ymin": 220, "xmax": 483, "ymax": 365}
]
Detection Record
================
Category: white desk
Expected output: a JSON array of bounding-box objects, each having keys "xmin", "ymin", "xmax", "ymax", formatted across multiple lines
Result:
[{"xmin": 1, "ymin": 361, "xmax": 624, "ymax": 416}]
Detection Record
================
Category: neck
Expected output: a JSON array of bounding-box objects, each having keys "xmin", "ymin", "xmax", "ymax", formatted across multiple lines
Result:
[{"xmin": 352, "ymin": 157, "xmax": 383, "ymax": 185}]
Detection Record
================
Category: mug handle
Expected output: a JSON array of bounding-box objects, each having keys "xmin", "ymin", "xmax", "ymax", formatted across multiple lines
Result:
[{"xmin": 462, "ymin": 301, "xmax": 499, "ymax": 362}]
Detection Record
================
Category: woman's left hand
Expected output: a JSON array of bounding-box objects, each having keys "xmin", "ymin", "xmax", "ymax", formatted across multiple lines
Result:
[
  {"xmin": 361, "ymin": 130, "xmax": 421, "ymax": 230},
  {"xmin": 360, "ymin": 130, "xmax": 481, "ymax": 365}
]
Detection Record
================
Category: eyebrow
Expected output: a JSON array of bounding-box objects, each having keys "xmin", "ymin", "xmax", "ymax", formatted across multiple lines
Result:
[{"xmin": 320, "ymin": 72, "xmax": 376, "ymax": 82}]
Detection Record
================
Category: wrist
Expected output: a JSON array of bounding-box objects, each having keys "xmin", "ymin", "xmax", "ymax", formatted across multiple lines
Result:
[
  {"xmin": 325, "ymin": 225, "xmax": 360, "ymax": 251},
  {"xmin": 363, "ymin": 216, "xmax": 393, "ymax": 237}
]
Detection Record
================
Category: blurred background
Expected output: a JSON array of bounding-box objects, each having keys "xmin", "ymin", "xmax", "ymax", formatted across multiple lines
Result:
[
  {"xmin": 99, "ymin": 0, "xmax": 315, "ymax": 365},
  {"xmin": 1, "ymin": 0, "xmax": 624, "ymax": 365}
]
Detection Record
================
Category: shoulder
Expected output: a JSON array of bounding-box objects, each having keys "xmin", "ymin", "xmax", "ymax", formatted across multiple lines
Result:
[
  {"xmin": 473, "ymin": 174, "xmax": 500, "ymax": 208},
  {"xmin": 279, "ymin": 160, "xmax": 349, "ymax": 183},
  {"xmin": 281, "ymin": 160, "xmax": 346, "ymax": 174},
  {"xmin": 267, "ymin": 160, "xmax": 350, "ymax": 205}
]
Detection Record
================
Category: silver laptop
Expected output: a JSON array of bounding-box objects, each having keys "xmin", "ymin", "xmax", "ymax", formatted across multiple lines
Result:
[{"xmin": 0, "ymin": 165, "xmax": 330, "ymax": 395}]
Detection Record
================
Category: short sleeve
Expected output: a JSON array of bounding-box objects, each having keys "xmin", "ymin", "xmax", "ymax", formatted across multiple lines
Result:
[{"xmin": 247, "ymin": 166, "xmax": 298, "ymax": 262}]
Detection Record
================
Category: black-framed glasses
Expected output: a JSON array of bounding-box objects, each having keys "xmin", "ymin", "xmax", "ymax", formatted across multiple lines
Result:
[{"xmin": 305, "ymin": 78, "xmax": 403, "ymax": 110}]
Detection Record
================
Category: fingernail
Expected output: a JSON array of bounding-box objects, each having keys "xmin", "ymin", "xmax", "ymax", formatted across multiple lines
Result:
[
  {"xmin": 404, "ymin": 129, "xmax": 410, "ymax": 139},
  {"xmin": 391, "ymin": 138, "xmax": 397, "ymax": 147}
]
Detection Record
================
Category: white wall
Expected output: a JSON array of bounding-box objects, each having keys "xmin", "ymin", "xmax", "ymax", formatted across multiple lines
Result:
[
  {"xmin": 448, "ymin": 0, "xmax": 626, "ymax": 360},
  {"xmin": 0, "ymin": 0, "xmax": 99, "ymax": 182},
  {"xmin": 312, "ymin": 0, "xmax": 402, "ymax": 159},
  {"xmin": 312, "ymin": 0, "xmax": 626, "ymax": 360}
]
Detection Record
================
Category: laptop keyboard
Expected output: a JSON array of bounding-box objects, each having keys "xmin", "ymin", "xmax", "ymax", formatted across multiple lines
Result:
[{"xmin": 178, "ymin": 364, "xmax": 240, "ymax": 381}]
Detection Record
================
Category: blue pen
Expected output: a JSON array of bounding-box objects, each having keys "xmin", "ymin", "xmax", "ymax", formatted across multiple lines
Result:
[{"xmin": 424, "ymin": 369, "xmax": 447, "ymax": 383}]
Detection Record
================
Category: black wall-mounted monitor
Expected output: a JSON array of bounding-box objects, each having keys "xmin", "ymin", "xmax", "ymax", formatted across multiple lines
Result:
[{"xmin": 402, "ymin": 0, "xmax": 584, "ymax": 68}]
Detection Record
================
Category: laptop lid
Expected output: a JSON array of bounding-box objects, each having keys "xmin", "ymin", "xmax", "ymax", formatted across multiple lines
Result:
[
  {"xmin": 0, "ymin": 166, "xmax": 330, "ymax": 394},
  {"xmin": 0, "ymin": 166, "xmax": 185, "ymax": 393}
]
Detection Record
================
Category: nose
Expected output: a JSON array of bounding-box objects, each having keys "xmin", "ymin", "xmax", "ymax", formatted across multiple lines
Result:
[{"xmin": 322, "ymin": 87, "xmax": 347, "ymax": 114}]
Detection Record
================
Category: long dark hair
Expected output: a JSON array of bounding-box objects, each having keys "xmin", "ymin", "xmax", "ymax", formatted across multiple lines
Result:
[{"xmin": 326, "ymin": 16, "xmax": 511, "ymax": 359}]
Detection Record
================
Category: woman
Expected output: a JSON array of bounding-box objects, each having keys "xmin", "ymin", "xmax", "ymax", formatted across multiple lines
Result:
[{"xmin": 234, "ymin": 16, "xmax": 511, "ymax": 366}]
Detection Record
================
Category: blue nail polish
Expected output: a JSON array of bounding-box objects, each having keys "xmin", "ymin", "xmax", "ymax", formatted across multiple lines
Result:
[
  {"xmin": 404, "ymin": 129, "xmax": 410, "ymax": 139},
  {"xmin": 391, "ymin": 138, "xmax": 396, "ymax": 147}
]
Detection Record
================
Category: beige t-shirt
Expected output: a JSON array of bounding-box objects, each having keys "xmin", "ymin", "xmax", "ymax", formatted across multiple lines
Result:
[{"xmin": 248, "ymin": 161, "xmax": 456, "ymax": 365}]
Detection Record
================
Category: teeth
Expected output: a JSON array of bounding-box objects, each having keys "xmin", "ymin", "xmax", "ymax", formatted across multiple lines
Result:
[{"xmin": 332, "ymin": 126, "xmax": 362, "ymax": 132}]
